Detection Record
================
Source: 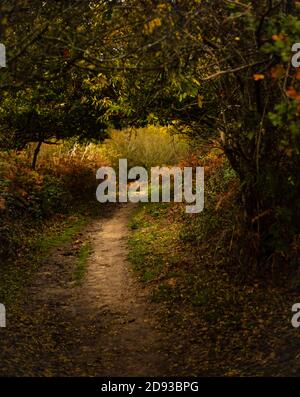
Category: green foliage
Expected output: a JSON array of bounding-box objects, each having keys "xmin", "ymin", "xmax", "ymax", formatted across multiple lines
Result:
[
  {"xmin": 128, "ymin": 203, "xmax": 177, "ymax": 283},
  {"xmin": 1, "ymin": 0, "xmax": 300, "ymax": 267}
]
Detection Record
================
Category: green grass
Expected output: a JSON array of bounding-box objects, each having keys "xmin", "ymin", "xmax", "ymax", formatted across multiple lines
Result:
[
  {"xmin": 127, "ymin": 198, "xmax": 298, "ymax": 376},
  {"xmin": 128, "ymin": 202, "xmax": 183, "ymax": 288},
  {"xmin": 34, "ymin": 217, "xmax": 87, "ymax": 255},
  {"xmin": 73, "ymin": 243, "xmax": 92, "ymax": 283},
  {"xmin": 126, "ymin": 157, "xmax": 300, "ymax": 376},
  {"xmin": 0, "ymin": 213, "xmax": 89, "ymax": 306}
]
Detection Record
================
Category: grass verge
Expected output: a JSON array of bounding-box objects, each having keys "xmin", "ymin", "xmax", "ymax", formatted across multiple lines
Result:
[
  {"xmin": 0, "ymin": 201, "xmax": 100, "ymax": 306},
  {"xmin": 128, "ymin": 201, "xmax": 300, "ymax": 376},
  {"xmin": 73, "ymin": 243, "xmax": 92, "ymax": 283}
]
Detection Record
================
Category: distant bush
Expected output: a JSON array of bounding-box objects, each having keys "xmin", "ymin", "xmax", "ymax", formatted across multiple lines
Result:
[{"xmin": 101, "ymin": 126, "xmax": 190, "ymax": 170}]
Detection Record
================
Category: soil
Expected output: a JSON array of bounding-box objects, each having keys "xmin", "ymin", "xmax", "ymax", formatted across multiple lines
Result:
[{"xmin": 0, "ymin": 204, "xmax": 174, "ymax": 376}]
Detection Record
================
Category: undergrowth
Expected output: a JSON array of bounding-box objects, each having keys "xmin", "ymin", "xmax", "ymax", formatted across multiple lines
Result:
[
  {"xmin": 128, "ymin": 150, "xmax": 300, "ymax": 376},
  {"xmin": 0, "ymin": 141, "xmax": 106, "ymax": 263},
  {"xmin": 0, "ymin": 211, "xmax": 90, "ymax": 306}
]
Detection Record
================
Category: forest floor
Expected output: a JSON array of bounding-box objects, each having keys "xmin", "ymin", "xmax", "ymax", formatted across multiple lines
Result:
[
  {"xmin": 0, "ymin": 203, "xmax": 181, "ymax": 376},
  {"xmin": 128, "ymin": 202, "xmax": 300, "ymax": 376},
  {"xmin": 1, "ymin": 202, "xmax": 300, "ymax": 376}
]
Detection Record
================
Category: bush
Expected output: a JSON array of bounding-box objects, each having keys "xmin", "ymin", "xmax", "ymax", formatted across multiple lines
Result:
[
  {"xmin": 179, "ymin": 150, "xmax": 238, "ymax": 247},
  {"xmin": 101, "ymin": 125, "xmax": 190, "ymax": 169},
  {"xmin": 0, "ymin": 141, "xmax": 107, "ymax": 262}
]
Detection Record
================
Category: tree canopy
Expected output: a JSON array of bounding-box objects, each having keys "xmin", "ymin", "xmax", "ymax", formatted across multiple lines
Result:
[{"xmin": 1, "ymin": 0, "xmax": 300, "ymax": 262}]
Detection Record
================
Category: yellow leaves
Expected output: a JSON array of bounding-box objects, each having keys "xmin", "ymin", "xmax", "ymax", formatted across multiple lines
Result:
[
  {"xmin": 100, "ymin": 97, "xmax": 112, "ymax": 107},
  {"xmin": 270, "ymin": 64, "xmax": 285, "ymax": 79},
  {"xmin": 76, "ymin": 25, "xmax": 85, "ymax": 33},
  {"xmin": 98, "ymin": 74, "xmax": 108, "ymax": 85},
  {"xmin": 3, "ymin": 27, "xmax": 13, "ymax": 38},
  {"xmin": 76, "ymin": 60, "xmax": 86, "ymax": 67},
  {"xmin": 272, "ymin": 33, "xmax": 285, "ymax": 41},
  {"xmin": 285, "ymin": 148, "xmax": 294, "ymax": 157},
  {"xmin": 80, "ymin": 96, "xmax": 88, "ymax": 104},
  {"xmin": 144, "ymin": 17, "xmax": 162, "ymax": 34},
  {"xmin": 197, "ymin": 95, "xmax": 204, "ymax": 108},
  {"xmin": 192, "ymin": 77, "xmax": 201, "ymax": 86},
  {"xmin": 157, "ymin": 3, "xmax": 168, "ymax": 11},
  {"xmin": 225, "ymin": 369, "xmax": 242, "ymax": 376},
  {"xmin": 253, "ymin": 73, "xmax": 265, "ymax": 81},
  {"xmin": 84, "ymin": 74, "xmax": 108, "ymax": 96}
]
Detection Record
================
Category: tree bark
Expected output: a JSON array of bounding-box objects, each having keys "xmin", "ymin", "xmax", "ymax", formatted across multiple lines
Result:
[{"xmin": 31, "ymin": 140, "xmax": 42, "ymax": 170}]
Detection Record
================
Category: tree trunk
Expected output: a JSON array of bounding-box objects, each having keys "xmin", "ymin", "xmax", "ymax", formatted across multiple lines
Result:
[{"xmin": 31, "ymin": 140, "xmax": 42, "ymax": 170}]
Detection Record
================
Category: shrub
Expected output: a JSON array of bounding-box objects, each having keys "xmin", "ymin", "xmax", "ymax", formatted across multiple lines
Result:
[
  {"xmin": 0, "ymin": 140, "xmax": 107, "ymax": 262},
  {"xmin": 101, "ymin": 125, "xmax": 190, "ymax": 169}
]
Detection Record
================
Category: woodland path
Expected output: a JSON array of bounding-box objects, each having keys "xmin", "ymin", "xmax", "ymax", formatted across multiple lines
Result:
[{"xmin": 0, "ymin": 204, "xmax": 173, "ymax": 376}]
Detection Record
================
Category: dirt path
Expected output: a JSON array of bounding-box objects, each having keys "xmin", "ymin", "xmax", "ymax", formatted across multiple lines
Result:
[
  {"xmin": 0, "ymin": 204, "xmax": 170, "ymax": 376},
  {"xmin": 75, "ymin": 204, "xmax": 169, "ymax": 376}
]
